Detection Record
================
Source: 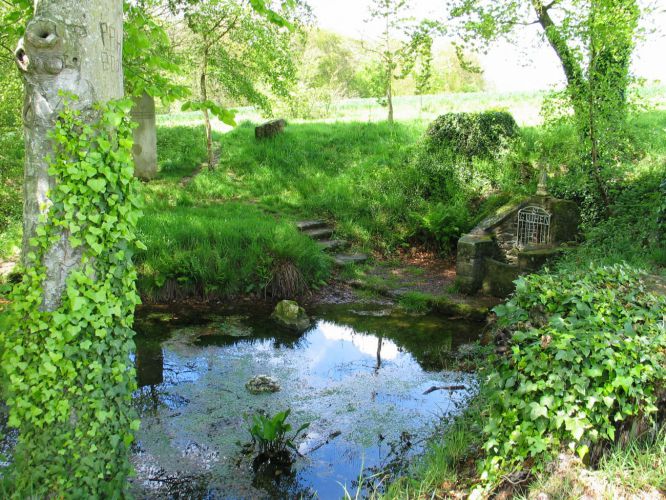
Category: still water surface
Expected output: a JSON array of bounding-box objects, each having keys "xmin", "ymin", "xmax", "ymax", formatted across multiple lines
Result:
[{"xmin": 131, "ymin": 304, "xmax": 481, "ymax": 499}]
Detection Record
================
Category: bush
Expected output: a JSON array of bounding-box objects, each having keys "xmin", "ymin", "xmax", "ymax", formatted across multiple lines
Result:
[
  {"xmin": 410, "ymin": 201, "xmax": 471, "ymax": 252},
  {"xmin": 426, "ymin": 111, "xmax": 519, "ymax": 159},
  {"xmin": 481, "ymin": 265, "xmax": 666, "ymax": 482},
  {"xmin": 0, "ymin": 132, "xmax": 23, "ymax": 234}
]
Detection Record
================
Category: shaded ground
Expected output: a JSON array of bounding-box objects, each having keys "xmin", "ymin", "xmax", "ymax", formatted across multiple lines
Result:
[{"xmin": 316, "ymin": 249, "xmax": 501, "ymax": 315}]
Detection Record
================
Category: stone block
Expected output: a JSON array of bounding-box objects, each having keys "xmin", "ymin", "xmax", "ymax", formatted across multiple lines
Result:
[
  {"xmin": 131, "ymin": 92, "xmax": 158, "ymax": 180},
  {"xmin": 483, "ymin": 259, "xmax": 521, "ymax": 298},
  {"xmin": 255, "ymin": 119, "xmax": 286, "ymax": 139},
  {"xmin": 456, "ymin": 234, "xmax": 501, "ymax": 293},
  {"xmin": 518, "ymin": 247, "xmax": 564, "ymax": 272}
]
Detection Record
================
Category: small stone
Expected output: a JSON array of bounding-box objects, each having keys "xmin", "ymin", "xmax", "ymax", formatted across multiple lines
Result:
[
  {"xmin": 245, "ymin": 375, "xmax": 280, "ymax": 394},
  {"xmin": 271, "ymin": 300, "xmax": 311, "ymax": 331}
]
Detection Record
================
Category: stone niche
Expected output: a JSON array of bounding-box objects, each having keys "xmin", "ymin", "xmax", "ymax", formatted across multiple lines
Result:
[{"xmin": 456, "ymin": 195, "xmax": 580, "ymax": 298}]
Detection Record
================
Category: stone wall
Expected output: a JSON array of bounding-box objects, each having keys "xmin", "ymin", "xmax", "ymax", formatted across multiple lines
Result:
[{"xmin": 456, "ymin": 195, "xmax": 580, "ymax": 297}]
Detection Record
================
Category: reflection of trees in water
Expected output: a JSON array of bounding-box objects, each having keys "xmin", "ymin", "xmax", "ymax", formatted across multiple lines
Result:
[
  {"xmin": 135, "ymin": 341, "xmax": 164, "ymax": 388},
  {"xmin": 132, "ymin": 342, "xmax": 198, "ymax": 415}
]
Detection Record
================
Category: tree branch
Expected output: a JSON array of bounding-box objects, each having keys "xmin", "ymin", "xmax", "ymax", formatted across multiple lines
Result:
[{"xmin": 530, "ymin": 0, "xmax": 585, "ymax": 93}]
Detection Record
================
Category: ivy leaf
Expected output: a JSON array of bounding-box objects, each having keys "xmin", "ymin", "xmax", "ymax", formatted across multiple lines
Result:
[{"xmin": 87, "ymin": 178, "xmax": 107, "ymax": 193}]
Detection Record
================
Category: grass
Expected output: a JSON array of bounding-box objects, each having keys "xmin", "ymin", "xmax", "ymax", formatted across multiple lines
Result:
[
  {"xmin": 522, "ymin": 430, "xmax": 666, "ymax": 499},
  {"xmin": 186, "ymin": 120, "xmax": 427, "ymax": 252},
  {"xmin": 134, "ymin": 125, "xmax": 331, "ymax": 300},
  {"xmin": 135, "ymin": 202, "xmax": 330, "ymax": 301}
]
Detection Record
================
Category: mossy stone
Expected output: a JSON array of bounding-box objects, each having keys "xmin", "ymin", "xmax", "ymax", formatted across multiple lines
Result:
[{"xmin": 271, "ymin": 300, "xmax": 311, "ymax": 331}]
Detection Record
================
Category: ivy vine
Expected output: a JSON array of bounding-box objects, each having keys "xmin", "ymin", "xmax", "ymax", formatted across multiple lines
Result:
[{"xmin": 1, "ymin": 95, "xmax": 143, "ymax": 496}]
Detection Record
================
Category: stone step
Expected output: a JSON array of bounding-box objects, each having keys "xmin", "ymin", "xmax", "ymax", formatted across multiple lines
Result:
[
  {"xmin": 296, "ymin": 220, "xmax": 329, "ymax": 231},
  {"xmin": 317, "ymin": 239, "xmax": 350, "ymax": 252},
  {"xmin": 304, "ymin": 227, "xmax": 334, "ymax": 240},
  {"xmin": 333, "ymin": 254, "xmax": 369, "ymax": 266}
]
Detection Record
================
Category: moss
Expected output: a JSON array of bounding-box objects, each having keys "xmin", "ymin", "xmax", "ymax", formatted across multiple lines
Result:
[{"xmin": 430, "ymin": 297, "xmax": 489, "ymax": 322}]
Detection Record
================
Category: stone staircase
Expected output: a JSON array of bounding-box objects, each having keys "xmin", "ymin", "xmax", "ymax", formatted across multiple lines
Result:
[{"xmin": 296, "ymin": 220, "xmax": 368, "ymax": 266}]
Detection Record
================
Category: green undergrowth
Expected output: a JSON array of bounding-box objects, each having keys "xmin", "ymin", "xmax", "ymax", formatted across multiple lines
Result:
[
  {"xmin": 382, "ymin": 111, "xmax": 666, "ymax": 498},
  {"xmin": 481, "ymin": 266, "xmax": 665, "ymax": 481},
  {"xmin": 181, "ymin": 120, "xmax": 531, "ymax": 253},
  {"xmin": 135, "ymin": 202, "xmax": 330, "ymax": 301}
]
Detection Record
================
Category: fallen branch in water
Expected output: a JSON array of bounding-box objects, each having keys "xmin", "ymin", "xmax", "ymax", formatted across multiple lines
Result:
[
  {"xmin": 304, "ymin": 430, "xmax": 342, "ymax": 455},
  {"xmin": 423, "ymin": 385, "xmax": 466, "ymax": 395}
]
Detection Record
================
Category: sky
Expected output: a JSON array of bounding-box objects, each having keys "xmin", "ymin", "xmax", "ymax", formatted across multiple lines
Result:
[{"xmin": 307, "ymin": 0, "xmax": 666, "ymax": 92}]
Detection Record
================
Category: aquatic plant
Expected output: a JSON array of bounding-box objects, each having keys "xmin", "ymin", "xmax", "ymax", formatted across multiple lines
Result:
[{"xmin": 248, "ymin": 409, "xmax": 310, "ymax": 458}]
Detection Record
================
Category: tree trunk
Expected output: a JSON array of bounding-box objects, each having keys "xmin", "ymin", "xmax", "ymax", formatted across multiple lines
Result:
[
  {"xmin": 387, "ymin": 76, "xmax": 394, "ymax": 123},
  {"xmin": 530, "ymin": 0, "xmax": 587, "ymax": 117},
  {"xmin": 200, "ymin": 45, "xmax": 214, "ymax": 168},
  {"xmin": 16, "ymin": 0, "xmax": 123, "ymax": 310}
]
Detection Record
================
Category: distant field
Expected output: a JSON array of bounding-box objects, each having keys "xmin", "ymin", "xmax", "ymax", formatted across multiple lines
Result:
[{"xmin": 157, "ymin": 84, "xmax": 666, "ymax": 130}]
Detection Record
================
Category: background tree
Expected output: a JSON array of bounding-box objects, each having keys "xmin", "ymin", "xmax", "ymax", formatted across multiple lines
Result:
[
  {"xmin": 169, "ymin": 0, "xmax": 306, "ymax": 167},
  {"xmin": 447, "ymin": 0, "xmax": 644, "ymax": 210},
  {"xmin": 364, "ymin": 0, "xmax": 444, "ymax": 122}
]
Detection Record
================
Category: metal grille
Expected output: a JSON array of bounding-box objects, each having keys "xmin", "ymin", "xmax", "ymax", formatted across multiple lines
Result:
[{"xmin": 516, "ymin": 206, "xmax": 551, "ymax": 248}]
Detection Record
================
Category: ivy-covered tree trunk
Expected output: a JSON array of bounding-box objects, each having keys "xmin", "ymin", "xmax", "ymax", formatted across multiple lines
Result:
[
  {"xmin": 5, "ymin": 0, "xmax": 142, "ymax": 495},
  {"xmin": 17, "ymin": 0, "xmax": 123, "ymax": 306}
]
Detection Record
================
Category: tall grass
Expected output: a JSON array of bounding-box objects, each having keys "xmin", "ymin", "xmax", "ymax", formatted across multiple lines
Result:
[{"xmin": 136, "ymin": 202, "xmax": 329, "ymax": 301}]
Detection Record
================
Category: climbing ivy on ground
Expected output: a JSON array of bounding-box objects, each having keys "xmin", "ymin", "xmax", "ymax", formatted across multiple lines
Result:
[
  {"xmin": 480, "ymin": 265, "xmax": 666, "ymax": 484},
  {"xmin": 0, "ymin": 96, "xmax": 143, "ymax": 497}
]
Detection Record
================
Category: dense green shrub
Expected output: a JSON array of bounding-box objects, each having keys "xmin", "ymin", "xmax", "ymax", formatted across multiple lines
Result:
[
  {"xmin": 0, "ymin": 132, "xmax": 23, "ymax": 233},
  {"xmin": 481, "ymin": 265, "xmax": 666, "ymax": 483},
  {"xmin": 409, "ymin": 201, "xmax": 472, "ymax": 252},
  {"xmin": 426, "ymin": 111, "xmax": 519, "ymax": 158}
]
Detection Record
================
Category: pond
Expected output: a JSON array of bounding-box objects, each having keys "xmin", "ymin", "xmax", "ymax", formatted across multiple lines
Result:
[{"xmin": 130, "ymin": 303, "xmax": 482, "ymax": 499}]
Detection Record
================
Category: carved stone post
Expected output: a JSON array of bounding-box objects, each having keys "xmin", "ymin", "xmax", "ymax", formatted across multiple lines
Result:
[
  {"xmin": 15, "ymin": 0, "xmax": 123, "ymax": 310},
  {"xmin": 131, "ymin": 91, "xmax": 158, "ymax": 179}
]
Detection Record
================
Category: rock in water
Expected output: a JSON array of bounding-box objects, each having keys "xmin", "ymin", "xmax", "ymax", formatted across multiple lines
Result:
[
  {"xmin": 271, "ymin": 300, "xmax": 311, "ymax": 331},
  {"xmin": 246, "ymin": 375, "xmax": 281, "ymax": 394}
]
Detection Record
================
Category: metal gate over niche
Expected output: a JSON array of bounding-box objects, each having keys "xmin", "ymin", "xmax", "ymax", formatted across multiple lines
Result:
[{"xmin": 516, "ymin": 206, "xmax": 551, "ymax": 248}]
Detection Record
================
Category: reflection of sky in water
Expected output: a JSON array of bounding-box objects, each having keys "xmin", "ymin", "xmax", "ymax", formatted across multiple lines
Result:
[{"xmin": 131, "ymin": 308, "xmax": 479, "ymax": 499}]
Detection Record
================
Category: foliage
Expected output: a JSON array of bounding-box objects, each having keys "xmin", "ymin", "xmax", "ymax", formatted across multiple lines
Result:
[
  {"xmin": 447, "ymin": 0, "xmax": 644, "ymax": 207},
  {"xmin": 0, "ymin": 132, "xmax": 23, "ymax": 237},
  {"xmin": 363, "ymin": 0, "xmax": 444, "ymax": 121},
  {"xmin": 0, "ymin": 98, "xmax": 142, "ymax": 496},
  {"xmin": 553, "ymin": 169, "xmax": 664, "ymax": 268},
  {"xmin": 411, "ymin": 201, "xmax": 472, "ymax": 252},
  {"xmin": 124, "ymin": 1, "xmax": 190, "ymax": 104},
  {"xmin": 426, "ymin": 111, "xmax": 519, "ymax": 159},
  {"xmin": 481, "ymin": 265, "xmax": 666, "ymax": 484},
  {"xmin": 167, "ymin": 0, "xmax": 308, "ymax": 164},
  {"xmin": 248, "ymin": 409, "xmax": 310, "ymax": 457}
]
